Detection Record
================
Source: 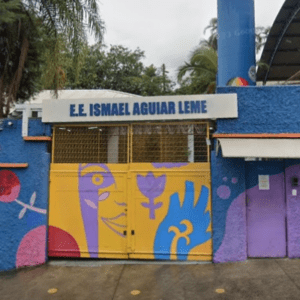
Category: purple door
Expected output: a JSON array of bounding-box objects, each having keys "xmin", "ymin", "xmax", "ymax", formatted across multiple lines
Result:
[{"xmin": 246, "ymin": 162, "xmax": 286, "ymax": 257}]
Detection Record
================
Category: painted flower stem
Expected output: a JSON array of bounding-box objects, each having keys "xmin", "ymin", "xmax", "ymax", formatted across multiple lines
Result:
[
  {"xmin": 141, "ymin": 197, "xmax": 163, "ymax": 220},
  {"xmin": 15, "ymin": 199, "xmax": 47, "ymax": 214},
  {"xmin": 137, "ymin": 172, "xmax": 166, "ymax": 220}
]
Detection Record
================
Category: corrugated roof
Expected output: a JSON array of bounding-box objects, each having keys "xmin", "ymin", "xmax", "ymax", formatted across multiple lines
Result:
[
  {"xmin": 28, "ymin": 89, "xmax": 138, "ymax": 103},
  {"xmin": 257, "ymin": 0, "xmax": 300, "ymax": 83}
]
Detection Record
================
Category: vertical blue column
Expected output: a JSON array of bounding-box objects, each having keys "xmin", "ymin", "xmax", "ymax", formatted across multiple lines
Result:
[{"xmin": 217, "ymin": 0, "xmax": 256, "ymax": 86}]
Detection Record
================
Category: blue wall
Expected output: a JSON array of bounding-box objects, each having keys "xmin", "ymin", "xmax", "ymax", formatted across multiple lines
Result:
[
  {"xmin": 217, "ymin": 86, "xmax": 300, "ymax": 133},
  {"xmin": 0, "ymin": 119, "xmax": 50, "ymax": 271},
  {"xmin": 212, "ymin": 85, "xmax": 300, "ymax": 262}
]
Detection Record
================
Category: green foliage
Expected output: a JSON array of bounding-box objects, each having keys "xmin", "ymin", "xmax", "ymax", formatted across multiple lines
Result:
[
  {"xmin": 40, "ymin": 35, "xmax": 69, "ymax": 91},
  {"xmin": 177, "ymin": 46, "xmax": 217, "ymax": 94},
  {"xmin": 201, "ymin": 17, "xmax": 218, "ymax": 51},
  {"xmin": 22, "ymin": 0, "xmax": 104, "ymax": 43},
  {"xmin": 27, "ymin": 0, "xmax": 105, "ymax": 95},
  {"xmin": 0, "ymin": 0, "xmax": 22, "ymax": 25},
  {"xmin": 0, "ymin": 8, "xmax": 49, "ymax": 116},
  {"xmin": 65, "ymin": 44, "xmax": 175, "ymax": 96},
  {"xmin": 101, "ymin": 45, "xmax": 145, "ymax": 94},
  {"xmin": 15, "ymin": 17, "xmax": 47, "ymax": 100},
  {"xmin": 255, "ymin": 26, "xmax": 271, "ymax": 54},
  {"xmin": 130, "ymin": 64, "xmax": 174, "ymax": 96},
  {"xmin": 0, "ymin": 0, "xmax": 105, "ymax": 117},
  {"xmin": 177, "ymin": 18, "xmax": 271, "ymax": 95}
]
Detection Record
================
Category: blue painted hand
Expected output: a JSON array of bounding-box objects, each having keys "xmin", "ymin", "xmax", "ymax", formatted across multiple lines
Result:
[{"xmin": 154, "ymin": 181, "xmax": 211, "ymax": 260}]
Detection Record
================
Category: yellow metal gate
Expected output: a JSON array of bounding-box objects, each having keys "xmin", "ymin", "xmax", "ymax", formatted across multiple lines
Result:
[{"xmin": 48, "ymin": 122, "xmax": 212, "ymax": 261}]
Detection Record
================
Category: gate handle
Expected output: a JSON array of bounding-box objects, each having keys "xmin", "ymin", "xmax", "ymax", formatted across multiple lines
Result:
[{"xmin": 123, "ymin": 230, "xmax": 135, "ymax": 236}]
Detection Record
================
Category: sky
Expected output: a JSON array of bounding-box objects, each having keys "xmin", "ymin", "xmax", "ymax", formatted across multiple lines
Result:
[{"xmin": 91, "ymin": 0, "xmax": 285, "ymax": 81}]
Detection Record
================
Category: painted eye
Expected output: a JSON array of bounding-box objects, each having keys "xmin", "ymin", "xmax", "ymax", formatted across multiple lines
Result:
[
  {"xmin": 80, "ymin": 164, "xmax": 115, "ymax": 189},
  {"xmin": 92, "ymin": 174, "xmax": 104, "ymax": 186}
]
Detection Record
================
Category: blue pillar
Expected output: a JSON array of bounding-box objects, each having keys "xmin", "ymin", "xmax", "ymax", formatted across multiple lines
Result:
[{"xmin": 217, "ymin": 0, "xmax": 256, "ymax": 87}]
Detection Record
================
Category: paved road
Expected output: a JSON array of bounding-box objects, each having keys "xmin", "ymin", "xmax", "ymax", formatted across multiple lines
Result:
[{"xmin": 1, "ymin": 259, "xmax": 300, "ymax": 299}]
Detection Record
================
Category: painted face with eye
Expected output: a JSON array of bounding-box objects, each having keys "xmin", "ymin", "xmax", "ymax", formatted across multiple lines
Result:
[{"xmin": 78, "ymin": 163, "xmax": 126, "ymax": 258}]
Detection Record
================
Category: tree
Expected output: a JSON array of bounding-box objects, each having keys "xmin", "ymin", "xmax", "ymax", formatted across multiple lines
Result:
[
  {"xmin": 101, "ymin": 45, "xmax": 145, "ymax": 94},
  {"xmin": 64, "ymin": 44, "xmax": 175, "ymax": 96},
  {"xmin": 0, "ymin": 10, "xmax": 47, "ymax": 117},
  {"xmin": 130, "ymin": 64, "xmax": 174, "ymax": 96},
  {"xmin": 177, "ymin": 18, "xmax": 270, "ymax": 95},
  {"xmin": 0, "ymin": 0, "xmax": 22, "ymax": 25},
  {"xmin": 0, "ymin": 0, "xmax": 105, "ymax": 117},
  {"xmin": 65, "ymin": 44, "xmax": 146, "ymax": 93},
  {"xmin": 177, "ymin": 46, "xmax": 217, "ymax": 94},
  {"xmin": 161, "ymin": 64, "xmax": 174, "ymax": 95},
  {"xmin": 255, "ymin": 26, "xmax": 271, "ymax": 54},
  {"xmin": 201, "ymin": 17, "xmax": 218, "ymax": 51},
  {"xmin": 62, "ymin": 42, "xmax": 103, "ymax": 90}
]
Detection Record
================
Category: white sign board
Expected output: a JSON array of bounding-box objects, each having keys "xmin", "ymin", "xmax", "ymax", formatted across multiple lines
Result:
[
  {"xmin": 42, "ymin": 94, "xmax": 238, "ymax": 123},
  {"xmin": 259, "ymin": 175, "xmax": 270, "ymax": 190}
]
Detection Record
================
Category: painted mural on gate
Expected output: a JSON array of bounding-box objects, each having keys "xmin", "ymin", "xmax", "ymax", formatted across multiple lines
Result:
[
  {"xmin": 78, "ymin": 163, "xmax": 122, "ymax": 258},
  {"xmin": 137, "ymin": 172, "xmax": 166, "ymax": 220},
  {"xmin": 48, "ymin": 162, "xmax": 212, "ymax": 260},
  {"xmin": 0, "ymin": 119, "xmax": 50, "ymax": 272},
  {"xmin": 154, "ymin": 180, "xmax": 210, "ymax": 260},
  {"xmin": 49, "ymin": 163, "xmax": 127, "ymax": 258}
]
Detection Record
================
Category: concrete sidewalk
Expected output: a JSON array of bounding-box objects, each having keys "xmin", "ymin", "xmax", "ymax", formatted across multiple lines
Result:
[{"xmin": 1, "ymin": 258, "xmax": 300, "ymax": 300}]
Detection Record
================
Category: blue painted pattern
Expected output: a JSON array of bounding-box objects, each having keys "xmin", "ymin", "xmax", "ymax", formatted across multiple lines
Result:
[{"xmin": 154, "ymin": 181, "xmax": 211, "ymax": 260}]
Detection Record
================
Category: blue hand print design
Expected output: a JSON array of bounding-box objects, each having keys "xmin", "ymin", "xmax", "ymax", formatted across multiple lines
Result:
[{"xmin": 154, "ymin": 181, "xmax": 211, "ymax": 260}]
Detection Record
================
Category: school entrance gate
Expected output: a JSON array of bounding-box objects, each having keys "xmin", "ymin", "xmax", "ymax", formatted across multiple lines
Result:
[{"xmin": 48, "ymin": 122, "xmax": 212, "ymax": 261}]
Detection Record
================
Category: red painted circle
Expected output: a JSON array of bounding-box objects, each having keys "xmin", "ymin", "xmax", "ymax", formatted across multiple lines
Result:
[
  {"xmin": 0, "ymin": 170, "xmax": 20, "ymax": 202},
  {"xmin": 48, "ymin": 226, "xmax": 80, "ymax": 257}
]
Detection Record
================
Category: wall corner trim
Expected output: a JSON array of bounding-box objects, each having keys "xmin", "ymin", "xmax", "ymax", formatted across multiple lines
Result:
[
  {"xmin": 23, "ymin": 136, "xmax": 52, "ymax": 141},
  {"xmin": 0, "ymin": 163, "xmax": 28, "ymax": 168}
]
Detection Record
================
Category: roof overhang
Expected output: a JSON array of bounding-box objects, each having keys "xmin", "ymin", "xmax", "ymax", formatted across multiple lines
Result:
[
  {"xmin": 217, "ymin": 138, "xmax": 300, "ymax": 158},
  {"xmin": 214, "ymin": 134, "xmax": 300, "ymax": 158},
  {"xmin": 257, "ymin": 0, "xmax": 300, "ymax": 83}
]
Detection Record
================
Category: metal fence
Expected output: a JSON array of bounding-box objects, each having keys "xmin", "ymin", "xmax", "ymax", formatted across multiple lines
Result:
[{"xmin": 52, "ymin": 122, "xmax": 209, "ymax": 163}]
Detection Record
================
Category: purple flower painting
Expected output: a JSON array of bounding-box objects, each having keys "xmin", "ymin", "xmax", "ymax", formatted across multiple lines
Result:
[{"xmin": 137, "ymin": 172, "xmax": 166, "ymax": 220}]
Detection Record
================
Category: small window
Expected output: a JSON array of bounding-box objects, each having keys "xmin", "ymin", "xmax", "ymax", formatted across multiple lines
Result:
[{"xmin": 31, "ymin": 111, "xmax": 38, "ymax": 118}]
